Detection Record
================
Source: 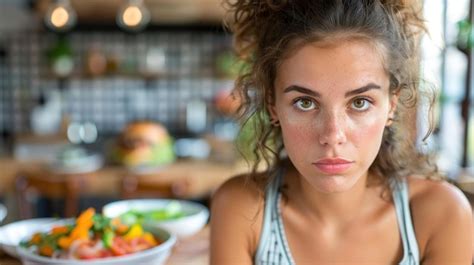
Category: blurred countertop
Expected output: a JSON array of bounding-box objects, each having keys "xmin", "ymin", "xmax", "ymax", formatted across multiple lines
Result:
[
  {"xmin": 0, "ymin": 156, "xmax": 250, "ymax": 199},
  {"xmin": 0, "ymin": 130, "xmax": 250, "ymax": 198}
]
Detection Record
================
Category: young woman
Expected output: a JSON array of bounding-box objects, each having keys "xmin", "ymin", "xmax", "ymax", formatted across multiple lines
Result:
[{"xmin": 211, "ymin": 0, "xmax": 473, "ymax": 264}]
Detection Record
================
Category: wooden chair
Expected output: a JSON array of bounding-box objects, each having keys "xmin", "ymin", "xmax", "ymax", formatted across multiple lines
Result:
[
  {"xmin": 121, "ymin": 173, "xmax": 190, "ymax": 199},
  {"xmin": 15, "ymin": 170, "xmax": 83, "ymax": 218}
]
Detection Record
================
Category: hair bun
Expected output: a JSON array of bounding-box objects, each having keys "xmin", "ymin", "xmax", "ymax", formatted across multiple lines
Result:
[
  {"xmin": 380, "ymin": 0, "xmax": 425, "ymax": 43},
  {"xmin": 224, "ymin": 0, "xmax": 289, "ymax": 60}
]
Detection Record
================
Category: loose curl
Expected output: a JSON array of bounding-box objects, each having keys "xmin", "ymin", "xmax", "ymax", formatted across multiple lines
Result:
[{"xmin": 225, "ymin": 0, "xmax": 442, "ymax": 189}]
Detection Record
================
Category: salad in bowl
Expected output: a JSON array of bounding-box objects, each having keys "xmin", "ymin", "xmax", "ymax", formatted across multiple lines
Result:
[
  {"xmin": 16, "ymin": 208, "xmax": 176, "ymax": 265},
  {"xmin": 103, "ymin": 199, "xmax": 209, "ymax": 239}
]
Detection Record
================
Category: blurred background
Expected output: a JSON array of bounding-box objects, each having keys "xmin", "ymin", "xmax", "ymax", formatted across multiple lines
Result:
[
  {"xmin": 0, "ymin": 0, "xmax": 472, "ymax": 221},
  {"xmin": 0, "ymin": 0, "xmax": 245, "ymax": 222},
  {"xmin": 420, "ymin": 0, "xmax": 474, "ymax": 176}
]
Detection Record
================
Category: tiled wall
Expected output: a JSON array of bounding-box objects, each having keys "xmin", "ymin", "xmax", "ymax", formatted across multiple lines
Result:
[
  {"xmin": 0, "ymin": 29, "xmax": 234, "ymax": 135},
  {"xmin": 0, "ymin": 46, "xmax": 10, "ymax": 136}
]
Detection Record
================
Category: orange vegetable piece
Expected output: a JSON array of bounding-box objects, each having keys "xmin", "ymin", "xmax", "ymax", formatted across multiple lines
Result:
[
  {"xmin": 115, "ymin": 224, "xmax": 129, "ymax": 235},
  {"xmin": 58, "ymin": 236, "xmax": 73, "ymax": 249},
  {"xmin": 39, "ymin": 245, "xmax": 54, "ymax": 257},
  {"xmin": 111, "ymin": 218, "xmax": 121, "ymax": 226},
  {"xmin": 58, "ymin": 208, "xmax": 96, "ymax": 249},
  {"xmin": 70, "ymin": 218, "xmax": 93, "ymax": 239},
  {"xmin": 111, "ymin": 218, "xmax": 129, "ymax": 234},
  {"xmin": 76, "ymin": 208, "xmax": 95, "ymax": 225},
  {"xmin": 142, "ymin": 232, "xmax": 158, "ymax": 246},
  {"xmin": 51, "ymin": 226, "xmax": 69, "ymax": 235},
  {"xmin": 30, "ymin": 233, "xmax": 42, "ymax": 245}
]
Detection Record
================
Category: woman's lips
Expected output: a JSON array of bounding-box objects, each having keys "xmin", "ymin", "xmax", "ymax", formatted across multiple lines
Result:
[{"xmin": 313, "ymin": 158, "xmax": 354, "ymax": 174}]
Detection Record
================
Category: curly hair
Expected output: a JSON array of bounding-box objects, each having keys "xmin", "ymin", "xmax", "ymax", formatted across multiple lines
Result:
[{"xmin": 225, "ymin": 0, "xmax": 442, "ymax": 188}]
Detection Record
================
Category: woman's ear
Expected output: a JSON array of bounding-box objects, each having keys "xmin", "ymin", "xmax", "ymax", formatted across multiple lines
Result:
[
  {"xmin": 267, "ymin": 104, "xmax": 280, "ymax": 126},
  {"xmin": 387, "ymin": 91, "xmax": 400, "ymax": 126}
]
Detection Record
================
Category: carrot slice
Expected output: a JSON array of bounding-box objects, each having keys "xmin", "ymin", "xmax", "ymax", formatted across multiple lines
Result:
[
  {"xmin": 29, "ymin": 233, "xmax": 42, "ymax": 245},
  {"xmin": 76, "ymin": 208, "xmax": 96, "ymax": 225},
  {"xmin": 58, "ymin": 236, "xmax": 73, "ymax": 249},
  {"xmin": 39, "ymin": 245, "xmax": 54, "ymax": 257},
  {"xmin": 51, "ymin": 226, "xmax": 69, "ymax": 235}
]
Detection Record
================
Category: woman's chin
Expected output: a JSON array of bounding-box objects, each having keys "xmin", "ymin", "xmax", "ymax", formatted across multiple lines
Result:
[{"xmin": 306, "ymin": 174, "xmax": 359, "ymax": 194}]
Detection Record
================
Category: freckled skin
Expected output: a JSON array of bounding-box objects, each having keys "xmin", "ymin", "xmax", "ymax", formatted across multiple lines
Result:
[
  {"xmin": 212, "ymin": 38, "xmax": 473, "ymax": 265},
  {"xmin": 271, "ymin": 40, "xmax": 394, "ymax": 193}
]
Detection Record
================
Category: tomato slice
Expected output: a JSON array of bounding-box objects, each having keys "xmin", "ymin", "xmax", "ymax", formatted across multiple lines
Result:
[{"xmin": 111, "ymin": 237, "xmax": 132, "ymax": 256}]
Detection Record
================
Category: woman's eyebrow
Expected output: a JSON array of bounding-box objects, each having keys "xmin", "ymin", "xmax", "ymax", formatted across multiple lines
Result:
[
  {"xmin": 345, "ymin": 83, "xmax": 381, "ymax": 97},
  {"xmin": 283, "ymin": 85, "xmax": 320, "ymax": 97},
  {"xmin": 283, "ymin": 83, "xmax": 381, "ymax": 98}
]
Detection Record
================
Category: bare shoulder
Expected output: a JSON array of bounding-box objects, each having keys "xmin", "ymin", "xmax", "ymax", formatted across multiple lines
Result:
[
  {"xmin": 408, "ymin": 176, "xmax": 472, "ymax": 224},
  {"xmin": 211, "ymin": 174, "xmax": 264, "ymax": 224},
  {"xmin": 213, "ymin": 173, "xmax": 263, "ymax": 204},
  {"xmin": 407, "ymin": 176, "xmax": 473, "ymax": 263},
  {"xmin": 408, "ymin": 176, "xmax": 471, "ymax": 215},
  {"xmin": 210, "ymin": 174, "xmax": 265, "ymax": 265}
]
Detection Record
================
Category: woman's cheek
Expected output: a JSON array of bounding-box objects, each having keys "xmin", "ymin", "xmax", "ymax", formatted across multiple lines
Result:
[
  {"xmin": 350, "ymin": 116, "xmax": 387, "ymax": 157},
  {"xmin": 280, "ymin": 117, "xmax": 315, "ymax": 153}
]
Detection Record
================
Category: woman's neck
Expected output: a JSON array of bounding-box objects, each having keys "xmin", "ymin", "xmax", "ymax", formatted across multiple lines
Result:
[{"xmin": 285, "ymin": 167, "xmax": 380, "ymax": 228}]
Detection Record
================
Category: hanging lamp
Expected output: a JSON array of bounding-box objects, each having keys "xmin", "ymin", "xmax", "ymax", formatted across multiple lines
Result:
[
  {"xmin": 44, "ymin": 0, "xmax": 77, "ymax": 32},
  {"xmin": 116, "ymin": 0, "xmax": 150, "ymax": 32}
]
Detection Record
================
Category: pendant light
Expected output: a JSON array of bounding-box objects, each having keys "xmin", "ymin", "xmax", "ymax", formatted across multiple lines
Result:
[
  {"xmin": 44, "ymin": 0, "xmax": 77, "ymax": 32},
  {"xmin": 116, "ymin": 0, "xmax": 150, "ymax": 32}
]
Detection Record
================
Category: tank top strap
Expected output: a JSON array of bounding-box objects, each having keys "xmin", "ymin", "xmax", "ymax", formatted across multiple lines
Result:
[
  {"xmin": 254, "ymin": 168, "xmax": 286, "ymax": 263},
  {"xmin": 391, "ymin": 179, "xmax": 420, "ymax": 265}
]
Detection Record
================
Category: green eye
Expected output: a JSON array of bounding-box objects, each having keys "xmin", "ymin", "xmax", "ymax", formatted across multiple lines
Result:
[
  {"xmin": 351, "ymin": 98, "xmax": 370, "ymax": 111},
  {"xmin": 294, "ymin": 98, "xmax": 316, "ymax": 111}
]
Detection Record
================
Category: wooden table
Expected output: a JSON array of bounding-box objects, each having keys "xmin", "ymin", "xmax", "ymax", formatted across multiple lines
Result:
[
  {"xmin": 0, "ymin": 157, "xmax": 250, "ymax": 219},
  {"xmin": 0, "ymin": 158, "xmax": 248, "ymax": 199},
  {"xmin": 0, "ymin": 226, "xmax": 210, "ymax": 265}
]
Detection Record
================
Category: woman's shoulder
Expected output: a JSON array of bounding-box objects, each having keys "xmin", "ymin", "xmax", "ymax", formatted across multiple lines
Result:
[
  {"xmin": 210, "ymin": 173, "xmax": 267, "ymax": 262},
  {"xmin": 406, "ymin": 176, "xmax": 473, "ymax": 261},
  {"xmin": 211, "ymin": 173, "xmax": 267, "ymax": 229},
  {"xmin": 212, "ymin": 173, "xmax": 266, "ymax": 208},
  {"xmin": 407, "ymin": 175, "xmax": 471, "ymax": 217}
]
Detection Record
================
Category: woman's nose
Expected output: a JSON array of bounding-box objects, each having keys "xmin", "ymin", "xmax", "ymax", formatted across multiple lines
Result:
[{"xmin": 318, "ymin": 112, "xmax": 347, "ymax": 146}]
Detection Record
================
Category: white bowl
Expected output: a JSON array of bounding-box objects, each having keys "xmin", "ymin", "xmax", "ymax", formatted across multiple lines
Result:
[
  {"xmin": 0, "ymin": 218, "xmax": 60, "ymax": 258},
  {"xmin": 16, "ymin": 222, "xmax": 176, "ymax": 265},
  {"xmin": 103, "ymin": 199, "xmax": 209, "ymax": 239}
]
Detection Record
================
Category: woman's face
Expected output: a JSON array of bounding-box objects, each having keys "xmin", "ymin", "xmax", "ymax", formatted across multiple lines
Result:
[{"xmin": 271, "ymin": 40, "xmax": 397, "ymax": 193}]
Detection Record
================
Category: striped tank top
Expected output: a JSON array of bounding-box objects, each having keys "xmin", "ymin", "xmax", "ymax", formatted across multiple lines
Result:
[{"xmin": 254, "ymin": 170, "xmax": 420, "ymax": 265}]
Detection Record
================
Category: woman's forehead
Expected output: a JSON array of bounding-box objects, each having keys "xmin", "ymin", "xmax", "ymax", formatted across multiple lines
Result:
[{"xmin": 275, "ymin": 39, "xmax": 390, "ymax": 94}]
